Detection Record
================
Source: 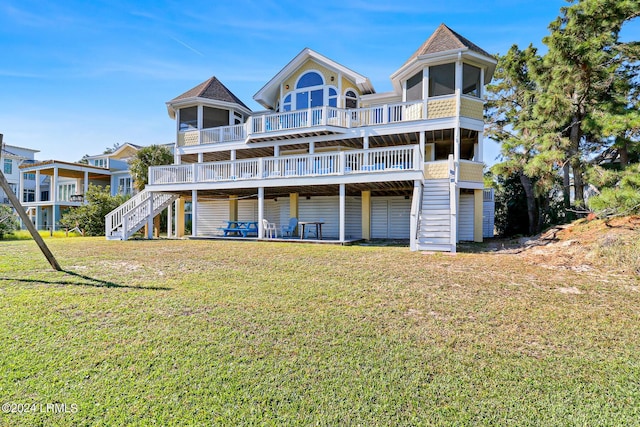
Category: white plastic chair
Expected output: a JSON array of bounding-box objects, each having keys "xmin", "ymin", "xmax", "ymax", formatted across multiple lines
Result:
[{"xmin": 262, "ymin": 219, "xmax": 277, "ymax": 238}]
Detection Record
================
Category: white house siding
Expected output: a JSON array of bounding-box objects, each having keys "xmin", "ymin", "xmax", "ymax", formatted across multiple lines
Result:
[
  {"xmin": 298, "ymin": 196, "xmax": 362, "ymax": 239},
  {"xmin": 197, "ymin": 195, "xmax": 361, "ymax": 239},
  {"xmin": 370, "ymin": 196, "xmax": 411, "ymax": 239},
  {"xmin": 197, "ymin": 200, "xmax": 228, "ymax": 235},
  {"xmin": 457, "ymin": 193, "xmax": 474, "ymax": 242}
]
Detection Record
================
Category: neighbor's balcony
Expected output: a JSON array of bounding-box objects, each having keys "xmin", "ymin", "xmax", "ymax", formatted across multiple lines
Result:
[
  {"xmin": 176, "ymin": 96, "xmax": 484, "ymax": 147},
  {"xmin": 149, "ymin": 145, "xmax": 422, "ymax": 185}
]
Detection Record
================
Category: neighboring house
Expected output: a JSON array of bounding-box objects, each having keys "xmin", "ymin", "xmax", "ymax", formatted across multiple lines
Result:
[
  {"xmin": 106, "ymin": 24, "xmax": 497, "ymax": 251},
  {"xmin": 0, "ymin": 144, "xmax": 40, "ymax": 206},
  {"xmin": 18, "ymin": 143, "xmax": 159, "ymax": 231}
]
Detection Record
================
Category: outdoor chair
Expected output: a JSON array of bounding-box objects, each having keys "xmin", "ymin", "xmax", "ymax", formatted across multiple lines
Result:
[
  {"xmin": 262, "ymin": 219, "xmax": 277, "ymax": 238},
  {"xmin": 281, "ymin": 217, "xmax": 298, "ymax": 237}
]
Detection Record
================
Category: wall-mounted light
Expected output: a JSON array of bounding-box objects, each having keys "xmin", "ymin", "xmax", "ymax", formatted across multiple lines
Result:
[
  {"xmin": 285, "ymin": 84, "xmax": 290, "ymax": 90},
  {"xmin": 330, "ymin": 76, "xmax": 335, "ymax": 82},
  {"xmin": 306, "ymin": 196, "xmax": 311, "ymax": 200},
  {"xmin": 274, "ymin": 197, "xmax": 278, "ymax": 202}
]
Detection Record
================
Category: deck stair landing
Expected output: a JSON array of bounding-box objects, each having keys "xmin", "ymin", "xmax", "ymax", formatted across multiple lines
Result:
[
  {"xmin": 106, "ymin": 190, "xmax": 177, "ymax": 240},
  {"xmin": 416, "ymin": 179, "xmax": 453, "ymax": 252}
]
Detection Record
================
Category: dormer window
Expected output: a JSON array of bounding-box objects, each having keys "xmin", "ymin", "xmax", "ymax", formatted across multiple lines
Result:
[{"xmin": 92, "ymin": 158, "xmax": 108, "ymax": 168}]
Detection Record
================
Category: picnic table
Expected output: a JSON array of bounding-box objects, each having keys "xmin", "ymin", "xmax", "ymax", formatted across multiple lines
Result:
[{"xmin": 219, "ymin": 220, "xmax": 258, "ymax": 237}]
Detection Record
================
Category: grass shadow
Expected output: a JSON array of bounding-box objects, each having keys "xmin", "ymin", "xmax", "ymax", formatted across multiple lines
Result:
[{"xmin": 0, "ymin": 270, "xmax": 171, "ymax": 291}]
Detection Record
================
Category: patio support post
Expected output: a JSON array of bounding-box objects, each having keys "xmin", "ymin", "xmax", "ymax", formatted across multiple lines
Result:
[
  {"xmin": 176, "ymin": 198, "xmax": 185, "ymax": 238},
  {"xmin": 361, "ymin": 190, "xmax": 371, "ymax": 241},
  {"xmin": 167, "ymin": 202, "xmax": 172, "ymax": 238},
  {"xmin": 35, "ymin": 170, "xmax": 40, "ymax": 202},
  {"xmin": 474, "ymin": 189, "xmax": 483, "ymax": 243},
  {"xmin": 191, "ymin": 190, "xmax": 198, "ymax": 237},
  {"xmin": 290, "ymin": 193, "xmax": 299, "ymax": 235},
  {"xmin": 83, "ymin": 171, "xmax": 89, "ymax": 197},
  {"xmin": 229, "ymin": 195, "xmax": 238, "ymax": 221},
  {"xmin": 19, "ymin": 170, "xmax": 24, "ymax": 204},
  {"xmin": 147, "ymin": 192, "xmax": 154, "ymax": 239},
  {"xmin": 258, "ymin": 187, "xmax": 264, "ymax": 238},
  {"xmin": 339, "ymin": 184, "xmax": 345, "ymax": 242},
  {"xmin": 52, "ymin": 166, "xmax": 59, "ymax": 204}
]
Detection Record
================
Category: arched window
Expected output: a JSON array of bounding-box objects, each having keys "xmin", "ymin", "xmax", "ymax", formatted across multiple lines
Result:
[
  {"xmin": 281, "ymin": 71, "xmax": 341, "ymax": 111},
  {"xmin": 345, "ymin": 90, "xmax": 358, "ymax": 109},
  {"xmin": 296, "ymin": 71, "xmax": 323, "ymax": 89}
]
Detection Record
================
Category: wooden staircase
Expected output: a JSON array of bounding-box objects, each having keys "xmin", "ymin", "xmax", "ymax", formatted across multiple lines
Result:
[
  {"xmin": 105, "ymin": 190, "xmax": 177, "ymax": 240},
  {"xmin": 415, "ymin": 179, "xmax": 455, "ymax": 252}
]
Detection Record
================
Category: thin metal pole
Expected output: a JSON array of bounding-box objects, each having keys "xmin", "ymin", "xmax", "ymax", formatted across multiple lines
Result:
[{"xmin": 0, "ymin": 134, "xmax": 61, "ymax": 271}]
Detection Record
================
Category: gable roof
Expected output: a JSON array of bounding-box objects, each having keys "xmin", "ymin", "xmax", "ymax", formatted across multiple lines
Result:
[
  {"xmin": 253, "ymin": 48, "xmax": 374, "ymax": 110},
  {"xmin": 170, "ymin": 76, "xmax": 250, "ymax": 111},
  {"xmin": 403, "ymin": 23, "xmax": 493, "ymax": 66}
]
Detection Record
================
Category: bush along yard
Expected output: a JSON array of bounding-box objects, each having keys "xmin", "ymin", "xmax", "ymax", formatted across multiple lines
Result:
[{"xmin": 0, "ymin": 220, "xmax": 639, "ymax": 425}]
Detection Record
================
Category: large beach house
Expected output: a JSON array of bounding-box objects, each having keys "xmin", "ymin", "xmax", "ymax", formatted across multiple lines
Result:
[{"xmin": 106, "ymin": 24, "xmax": 496, "ymax": 252}]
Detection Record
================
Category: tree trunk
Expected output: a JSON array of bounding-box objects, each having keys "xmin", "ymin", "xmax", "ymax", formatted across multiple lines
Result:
[
  {"xmin": 618, "ymin": 139, "xmax": 629, "ymax": 169},
  {"xmin": 519, "ymin": 172, "xmax": 538, "ymax": 235},
  {"xmin": 569, "ymin": 113, "xmax": 585, "ymax": 207},
  {"xmin": 562, "ymin": 163, "xmax": 571, "ymax": 209}
]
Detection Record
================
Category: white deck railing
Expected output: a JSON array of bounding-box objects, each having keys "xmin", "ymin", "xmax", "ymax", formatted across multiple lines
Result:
[
  {"xmin": 176, "ymin": 98, "xmax": 461, "ymax": 147},
  {"xmin": 149, "ymin": 145, "xmax": 422, "ymax": 186}
]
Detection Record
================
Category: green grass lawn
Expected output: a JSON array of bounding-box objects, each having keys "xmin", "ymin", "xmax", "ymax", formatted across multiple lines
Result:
[{"xmin": 0, "ymin": 237, "xmax": 639, "ymax": 426}]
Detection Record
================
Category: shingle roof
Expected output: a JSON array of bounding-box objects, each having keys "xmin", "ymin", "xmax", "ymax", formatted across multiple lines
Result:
[
  {"xmin": 170, "ymin": 76, "xmax": 250, "ymax": 111},
  {"xmin": 403, "ymin": 23, "xmax": 493, "ymax": 66}
]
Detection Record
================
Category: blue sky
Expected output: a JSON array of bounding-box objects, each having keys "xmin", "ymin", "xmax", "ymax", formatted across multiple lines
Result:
[{"xmin": 1, "ymin": 0, "xmax": 638, "ymax": 164}]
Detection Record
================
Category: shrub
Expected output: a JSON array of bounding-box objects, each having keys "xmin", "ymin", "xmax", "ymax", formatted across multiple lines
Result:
[
  {"xmin": 59, "ymin": 185, "xmax": 129, "ymax": 236},
  {"xmin": 0, "ymin": 205, "xmax": 19, "ymax": 238}
]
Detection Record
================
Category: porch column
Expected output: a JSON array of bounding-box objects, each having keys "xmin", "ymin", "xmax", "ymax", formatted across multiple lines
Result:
[
  {"xmin": 419, "ymin": 131, "xmax": 426, "ymax": 163},
  {"xmin": 83, "ymin": 171, "xmax": 89, "ymax": 197},
  {"xmin": 258, "ymin": 187, "xmax": 264, "ymax": 238},
  {"xmin": 197, "ymin": 105, "xmax": 203, "ymax": 145},
  {"xmin": 35, "ymin": 171, "xmax": 40, "ymax": 202},
  {"xmin": 53, "ymin": 205, "xmax": 60, "ymax": 232},
  {"xmin": 191, "ymin": 190, "xmax": 198, "ymax": 237},
  {"xmin": 230, "ymin": 150, "xmax": 236, "ymax": 179},
  {"xmin": 339, "ymin": 184, "xmax": 346, "ymax": 242},
  {"xmin": 290, "ymin": 193, "xmax": 299, "ymax": 235},
  {"xmin": 167, "ymin": 202, "xmax": 173, "ymax": 238},
  {"xmin": 474, "ymin": 189, "xmax": 483, "ymax": 243},
  {"xmin": 147, "ymin": 192, "xmax": 154, "ymax": 239},
  {"xmin": 35, "ymin": 207, "xmax": 40, "ymax": 230},
  {"xmin": 229, "ymin": 195, "xmax": 238, "ymax": 221},
  {"xmin": 176, "ymin": 198, "xmax": 185, "ymax": 238},
  {"xmin": 361, "ymin": 190, "xmax": 371, "ymax": 241},
  {"xmin": 198, "ymin": 153, "xmax": 204, "ymax": 163},
  {"xmin": 175, "ymin": 154, "xmax": 182, "ymax": 165},
  {"xmin": 52, "ymin": 166, "xmax": 59, "ymax": 203},
  {"xmin": 363, "ymin": 133, "xmax": 369, "ymax": 150},
  {"xmin": 19, "ymin": 170, "xmax": 24, "ymax": 203}
]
